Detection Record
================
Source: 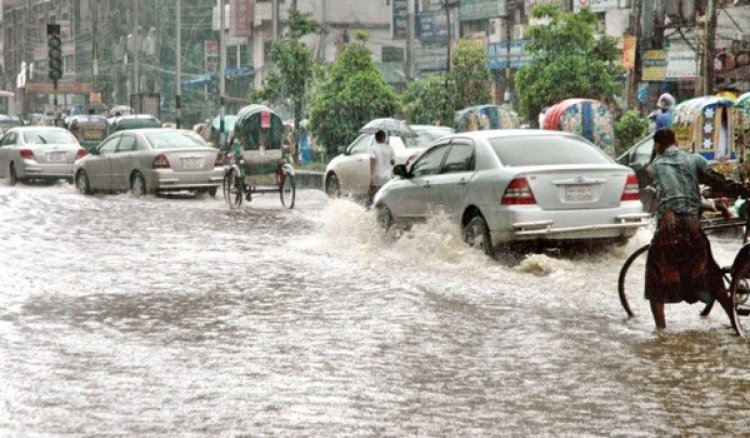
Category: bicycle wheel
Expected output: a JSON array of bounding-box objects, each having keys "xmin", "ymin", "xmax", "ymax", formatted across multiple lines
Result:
[
  {"xmin": 223, "ymin": 169, "xmax": 244, "ymax": 210},
  {"xmin": 280, "ymin": 170, "xmax": 295, "ymax": 209},
  {"xmin": 729, "ymin": 256, "xmax": 750, "ymax": 338},
  {"xmin": 618, "ymin": 244, "xmax": 650, "ymax": 318}
]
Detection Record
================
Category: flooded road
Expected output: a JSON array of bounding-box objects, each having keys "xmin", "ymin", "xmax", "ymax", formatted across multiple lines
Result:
[{"xmin": 1, "ymin": 183, "xmax": 749, "ymax": 436}]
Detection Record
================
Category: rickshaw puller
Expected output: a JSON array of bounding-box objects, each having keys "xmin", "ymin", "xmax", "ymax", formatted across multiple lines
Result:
[{"xmin": 645, "ymin": 128, "xmax": 750, "ymax": 329}]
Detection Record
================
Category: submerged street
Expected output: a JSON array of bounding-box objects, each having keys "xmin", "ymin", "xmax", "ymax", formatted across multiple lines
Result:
[{"xmin": 2, "ymin": 184, "xmax": 750, "ymax": 435}]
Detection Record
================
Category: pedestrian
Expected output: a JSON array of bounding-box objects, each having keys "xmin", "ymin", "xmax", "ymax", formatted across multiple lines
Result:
[
  {"xmin": 645, "ymin": 128, "xmax": 749, "ymax": 329},
  {"xmin": 654, "ymin": 93, "xmax": 675, "ymax": 130},
  {"xmin": 368, "ymin": 129, "xmax": 395, "ymax": 206}
]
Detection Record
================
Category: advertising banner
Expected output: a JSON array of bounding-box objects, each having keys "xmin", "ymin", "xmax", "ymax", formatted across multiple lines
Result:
[
  {"xmin": 230, "ymin": 0, "xmax": 253, "ymax": 37},
  {"xmin": 391, "ymin": 0, "xmax": 419, "ymax": 39},
  {"xmin": 666, "ymin": 49, "xmax": 697, "ymax": 80},
  {"xmin": 622, "ymin": 35, "xmax": 636, "ymax": 70},
  {"xmin": 487, "ymin": 40, "xmax": 531, "ymax": 70},
  {"xmin": 641, "ymin": 50, "xmax": 667, "ymax": 81},
  {"xmin": 460, "ymin": 0, "xmax": 507, "ymax": 21}
]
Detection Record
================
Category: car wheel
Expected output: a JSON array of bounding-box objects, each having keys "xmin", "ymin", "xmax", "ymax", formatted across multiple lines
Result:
[
  {"xmin": 8, "ymin": 163, "xmax": 17, "ymax": 186},
  {"xmin": 376, "ymin": 205, "xmax": 393, "ymax": 231},
  {"xmin": 464, "ymin": 215, "xmax": 494, "ymax": 257},
  {"xmin": 130, "ymin": 171, "xmax": 147, "ymax": 196},
  {"xmin": 325, "ymin": 173, "xmax": 341, "ymax": 198},
  {"xmin": 75, "ymin": 170, "xmax": 92, "ymax": 195}
]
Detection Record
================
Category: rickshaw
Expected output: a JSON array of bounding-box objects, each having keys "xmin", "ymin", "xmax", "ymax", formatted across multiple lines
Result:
[
  {"xmin": 671, "ymin": 96, "xmax": 737, "ymax": 176},
  {"xmin": 223, "ymin": 104, "xmax": 295, "ymax": 210},
  {"xmin": 542, "ymin": 98, "xmax": 615, "ymax": 156},
  {"xmin": 66, "ymin": 114, "xmax": 108, "ymax": 151},
  {"xmin": 454, "ymin": 104, "xmax": 520, "ymax": 133}
]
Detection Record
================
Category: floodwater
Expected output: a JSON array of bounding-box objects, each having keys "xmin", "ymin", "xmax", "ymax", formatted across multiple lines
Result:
[{"xmin": 1, "ymin": 183, "xmax": 749, "ymax": 436}]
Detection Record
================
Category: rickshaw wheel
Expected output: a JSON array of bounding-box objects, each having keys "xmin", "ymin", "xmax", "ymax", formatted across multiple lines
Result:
[
  {"xmin": 280, "ymin": 170, "xmax": 295, "ymax": 209},
  {"xmin": 223, "ymin": 168, "xmax": 244, "ymax": 210},
  {"xmin": 730, "ymin": 257, "xmax": 750, "ymax": 338}
]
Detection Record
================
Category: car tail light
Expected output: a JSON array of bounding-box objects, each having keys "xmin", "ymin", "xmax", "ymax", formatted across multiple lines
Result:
[
  {"xmin": 621, "ymin": 174, "xmax": 640, "ymax": 202},
  {"xmin": 502, "ymin": 177, "xmax": 536, "ymax": 205},
  {"xmin": 152, "ymin": 153, "xmax": 170, "ymax": 169},
  {"xmin": 19, "ymin": 149, "xmax": 33, "ymax": 160},
  {"xmin": 75, "ymin": 149, "xmax": 88, "ymax": 160},
  {"xmin": 214, "ymin": 152, "xmax": 223, "ymax": 167}
]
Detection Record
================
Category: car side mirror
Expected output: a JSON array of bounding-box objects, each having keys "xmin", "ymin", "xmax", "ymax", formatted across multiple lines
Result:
[{"xmin": 393, "ymin": 164, "xmax": 408, "ymax": 178}]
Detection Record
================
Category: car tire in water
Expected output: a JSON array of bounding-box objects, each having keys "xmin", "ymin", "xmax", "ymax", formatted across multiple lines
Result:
[
  {"xmin": 131, "ymin": 172, "xmax": 147, "ymax": 196},
  {"xmin": 463, "ymin": 215, "xmax": 494, "ymax": 257},
  {"xmin": 8, "ymin": 163, "xmax": 17, "ymax": 186},
  {"xmin": 376, "ymin": 205, "xmax": 393, "ymax": 232},
  {"xmin": 325, "ymin": 173, "xmax": 340, "ymax": 198},
  {"xmin": 75, "ymin": 170, "xmax": 92, "ymax": 195}
]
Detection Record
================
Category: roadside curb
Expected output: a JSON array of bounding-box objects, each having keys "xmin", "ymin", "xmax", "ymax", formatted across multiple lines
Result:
[{"xmin": 294, "ymin": 170, "xmax": 324, "ymax": 190}]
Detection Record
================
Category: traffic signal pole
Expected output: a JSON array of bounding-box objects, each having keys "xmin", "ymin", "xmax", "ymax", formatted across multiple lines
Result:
[{"xmin": 47, "ymin": 24, "xmax": 62, "ymax": 125}]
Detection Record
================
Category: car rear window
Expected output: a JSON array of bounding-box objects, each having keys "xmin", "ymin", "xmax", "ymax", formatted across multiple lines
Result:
[
  {"xmin": 146, "ymin": 131, "xmax": 210, "ymax": 150},
  {"xmin": 23, "ymin": 130, "xmax": 77, "ymax": 144},
  {"xmin": 489, "ymin": 135, "xmax": 613, "ymax": 166}
]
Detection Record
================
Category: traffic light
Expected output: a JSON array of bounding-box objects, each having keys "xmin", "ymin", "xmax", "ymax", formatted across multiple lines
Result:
[{"xmin": 47, "ymin": 24, "xmax": 62, "ymax": 81}]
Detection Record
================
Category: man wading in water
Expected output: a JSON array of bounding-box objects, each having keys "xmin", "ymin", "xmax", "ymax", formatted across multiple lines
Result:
[{"xmin": 646, "ymin": 128, "xmax": 750, "ymax": 329}]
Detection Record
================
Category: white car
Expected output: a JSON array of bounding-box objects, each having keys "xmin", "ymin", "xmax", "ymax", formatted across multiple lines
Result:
[
  {"xmin": 373, "ymin": 130, "xmax": 650, "ymax": 255},
  {"xmin": 324, "ymin": 125, "xmax": 453, "ymax": 198},
  {"xmin": 0, "ymin": 126, "xmax": 86, "ymax": 185}
]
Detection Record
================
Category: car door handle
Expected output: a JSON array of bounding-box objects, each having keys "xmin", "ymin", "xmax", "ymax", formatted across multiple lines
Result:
[{"xmin": 458, "ymin": 178, "xmax": 467, "ymax": 185}]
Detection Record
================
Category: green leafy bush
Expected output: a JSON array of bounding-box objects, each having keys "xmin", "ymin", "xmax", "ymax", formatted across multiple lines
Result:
[{"xmin": 615, "ymin": 110, "xmax": 649, "ymax": 156}]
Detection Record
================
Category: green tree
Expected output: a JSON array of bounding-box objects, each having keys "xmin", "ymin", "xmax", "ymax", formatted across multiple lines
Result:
[
  {"xmin": 250, "ymin": 7, "xmax": 319, "ymax": 161},
  {"xmin": 309, "ymin": 41, "xmax": 401, "ymax": 158},
  {"xmin": 448, "ymin": 39, "xmax": 492, "ymax": 112},
  {"xmin": 516, "ymin": 4, "xmax": 622, "ymax": 124},
  {"xmin": 401, "ymin": 74, "xmax": 452, "ymax": 125},
  {"xmin": 615, "ymin": 110, "xmax": 649, "ymax": 155}
]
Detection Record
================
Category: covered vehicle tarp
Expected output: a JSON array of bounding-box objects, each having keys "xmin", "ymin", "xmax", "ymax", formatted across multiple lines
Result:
[
  {"xmin": 542, "ymin": 98, "xmax": 614, "ymax": 156},
  {"xmin": 672, "ymin": 95, "xmax": 735, "ymax": 163},
  {"xmin": 233, "ymin": 104, "xmax": 284, "ymax": 151},
  {"xmin": 454, "ymin": 105, "xmax": 520, "ymax": 133}
]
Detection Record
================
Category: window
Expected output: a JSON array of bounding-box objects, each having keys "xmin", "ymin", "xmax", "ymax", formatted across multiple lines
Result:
[
  {"xmin": 117, "ymin": 135, "xmax": 137, "ymax": 152},
  {"xmin": 348, "ymin": 134, "xmax": 373, "ymax": 155},
  {"xmin": 146, "ymin": 132, "xmax": 210, "ymax": 150},
  {"xmin": 98, "ymin": 137, "xmax": 120, "ymax": 155},
  {"xmin": 63, "ymin": 54, "xmax": 75, "ymax": 75},
  {"xmin": 412, "ymin": 144, "xmax": 449, "ymax": 177},
  {"xmin": 23, "ymin": 130, "xmax": 76, "ymax": 145},
  {"xmin": 489, "ymin": 135, "xmax": 612, "ymax": 167},
  {"xmin": 0, "ymin": 133, "xmax": 16, "ymax": 147},
  {"xmin": 442, "ymin": 142, "xmax": 474, "ymax": 173}
]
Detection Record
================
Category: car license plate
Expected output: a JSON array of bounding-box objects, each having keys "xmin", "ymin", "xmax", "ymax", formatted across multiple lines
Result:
[
  {"xmin": 565, "ymin": 184, "xmax": 593, "ymax": 202},
  {"xmin": 47, "ymin": 152, "xmax": 66, "ymax": 162},
  {"xmin": 182, "ymin": 157, "xmax": 203, "ymax": 170}
]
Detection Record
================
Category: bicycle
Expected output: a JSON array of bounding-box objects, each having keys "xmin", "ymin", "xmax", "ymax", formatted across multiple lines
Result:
[
  {"xmin": 617, "ymin": 211, "xmax": 750, "ymax": 337},
  {"xmin": 221, "ymin": 149, "xmax": 296, "ymax": 210},
  {"xmin": 222, "ymin": 150, "xmax": 244, "ymax": 210}
]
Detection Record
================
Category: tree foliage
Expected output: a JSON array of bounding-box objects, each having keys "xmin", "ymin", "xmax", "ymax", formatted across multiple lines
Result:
[
  {"xmin": 516, "ymin": 5, "xmax": 622, "ymax": 123},
  {"xmin": 402, "ymin": 40, "xmax": 491, "ymax": 126},
  {"xmin": 309, "ymin": 42, "xmax": 401, "ymax": 157},
  {"xmin": 615, "ymin": 110, "xmax": 649, "ymax": 156},
  {"xmin": 402, "ymin": 74, "xmax": 452, "ymax": 125}
]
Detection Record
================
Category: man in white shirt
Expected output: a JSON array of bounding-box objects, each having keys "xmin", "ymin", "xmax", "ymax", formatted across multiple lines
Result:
[{"xmin": 368, "ymin": 129, "xmax": 395, "ymax": 206}]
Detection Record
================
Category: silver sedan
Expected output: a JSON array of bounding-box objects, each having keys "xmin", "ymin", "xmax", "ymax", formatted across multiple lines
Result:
[
  {"xmin": 0, "ymin": 126, "xmax": 85, "ymax": 185},
  {"xmin": 373, "ymin": 130, "xmax": 650, "ymax": 255},
  {"xmin": 73, "ymin": 128, "xmax": 224, "ymax": 196}
]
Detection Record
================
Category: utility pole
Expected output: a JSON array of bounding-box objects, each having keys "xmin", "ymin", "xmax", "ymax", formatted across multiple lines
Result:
[
  {"xmin": 134, "ymin": 0, "xmax": 141, "ymax": 96},
  {"xmin": 220, "ymin": 0, "xmax": 226, "ymax": 144},
  {"xmin": 626, "ymin": 0, "xmax": 642, "ymax": 109},
  {"xmin": 406, "ymin": 0, "xmax": 416, "ymax": 80},
  {"xmin": 272, "ymin": 0, "xmax": 279, "ymax": 41},
  {"xmin": 444, "ymin": 0, "xmax": 456, "ymax": 73},
  {"xmin": 176, "ymin": 0, "xmax": 182, "ymax": 129},
  {"xmin": 701, "ymin": 0, "xmax": 717, "ymax": 95}
]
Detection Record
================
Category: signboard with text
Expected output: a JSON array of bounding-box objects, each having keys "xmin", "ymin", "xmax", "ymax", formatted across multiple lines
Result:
[
  {"xmin": 487, "ymin": 40, "xmax": 531, "ymax": 69},
  {"xmin": 573, "ymin": 0, "xmax": 620, "ymax": 13},
  {"xmin": 418, "ymin": 10, "xmax": 454, "ymax": 45},
  {"xmin": 230, "ymin": 0, "xmax": 253, "ymax": 37},
  {"xmin": 460, "ymin": 0, "xmax": 507, "ymax": 21},
  {"xmin": 641, "ymin": 50, "xmax": 668, "ymax": 81},
  {"xmin": 391, "ymin": 0, "xmax": 420, "ymax": 39},
  {"xmin": 205, "ymin": 40, "xmax": 218, "ymax": 73},
  {"xmin": 666, "ymin": 49, "xmax": 697, "ymax": 80}
]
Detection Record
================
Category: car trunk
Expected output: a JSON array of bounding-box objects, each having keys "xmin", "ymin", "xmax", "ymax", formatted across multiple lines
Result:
[
  {"xmin": 31, "ymin": 144, "xmax": 79, "ymax": 164},
  {"xmin": 162, "ymin": 149, "xmax": 218, "ymax": 172},
  {"xmin": 520, "ymin": 165, "xmax": 631, "ymax": 210}
]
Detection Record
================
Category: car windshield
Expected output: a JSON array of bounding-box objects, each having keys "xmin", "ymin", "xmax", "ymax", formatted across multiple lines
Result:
[
  {"xmin": 146, "ymin": 131, "xmax": 210, "ymax": 149},
  {"xmin": 489, "ymin": 135, "xmax": 613, "ymax": 166},
  {"xmin": 114, "ymin": 118, "xmax": 161, "ymax": 131},
  {"xmin": 23, "ymin": 130, "xmax": 77, "ymax": 144}
]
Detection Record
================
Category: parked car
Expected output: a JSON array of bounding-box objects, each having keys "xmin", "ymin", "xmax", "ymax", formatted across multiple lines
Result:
[
  {"xmin": 373, "ymin": 130, "xmax": 650, "ymax": 256},
  {"xmin": 73, "ymin": 128, "xmax": 224, "ymax": 196},
  {"xmin": 324, "ymin": 125, "xmax": 454, "ymax": 198},
  {"xmin": 0, "ymin": 126, "xmax": 85, "ymax": 185}
]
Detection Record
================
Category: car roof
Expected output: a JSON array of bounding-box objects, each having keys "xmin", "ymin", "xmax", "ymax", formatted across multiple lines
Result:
[
  {"xmin": 111, "ymin": 128, "xmax": 187, "ymax": 135},
  {"xmin": 12, "ymin": 126, "xmax": 68, "ymax": 132},
  {"xmin": 447, "ymin": 129, "xmax": 579, "ymax": 141}
]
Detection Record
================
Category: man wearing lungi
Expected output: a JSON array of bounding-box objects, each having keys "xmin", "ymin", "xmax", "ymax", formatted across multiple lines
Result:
[{"xmin": 646, "ymin": 128, "xmax": 750, "ymax": 329}]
